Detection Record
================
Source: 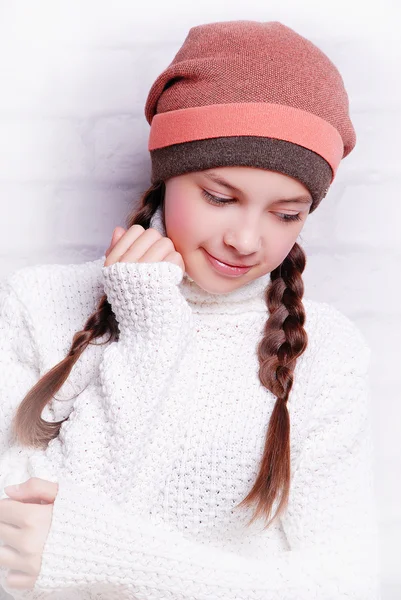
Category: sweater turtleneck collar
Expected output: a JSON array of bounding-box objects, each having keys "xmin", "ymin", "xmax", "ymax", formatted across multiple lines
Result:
[{"xmin": 149, "ymin": 205, "xmax": 270, "ymax": 315}]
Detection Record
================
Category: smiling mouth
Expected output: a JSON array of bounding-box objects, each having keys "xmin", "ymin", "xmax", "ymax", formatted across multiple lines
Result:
[
  {"xmin": 205, "ymin": 251, "xmax": 254, "ymax": 268},
  {"xmin": 202, "ymin": 249, "xmax": 255, "ymax": 277}
]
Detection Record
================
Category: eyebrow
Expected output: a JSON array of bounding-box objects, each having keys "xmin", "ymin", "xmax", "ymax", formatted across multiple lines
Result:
[{"xmin": 202, "ymin": 171, "xmax": 313, "ymax": 205}]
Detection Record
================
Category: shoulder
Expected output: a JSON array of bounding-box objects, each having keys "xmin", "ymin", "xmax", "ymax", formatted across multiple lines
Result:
[
  {"xmin": 302, "ymin": 297, "xmax": 371, "ymax": 376},
  {"xmin": 295, "ymin": 299, "xmax": 373, "ymax": 428},
  {"xmin": 3, "ymin": 255, "xmax": 105, "ymax": 312},
  {"xmin": 3, "ymin": 255, "xmax": 105, "ymax": 303},
  {"xmin": 1, "ymin": 255, "xmax": 106, "ymax": 357}
]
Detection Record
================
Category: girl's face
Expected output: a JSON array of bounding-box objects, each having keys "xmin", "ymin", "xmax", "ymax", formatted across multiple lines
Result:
[{"xmin": 163, "ymin": 166, "xmax": 312, "ymax": 294}]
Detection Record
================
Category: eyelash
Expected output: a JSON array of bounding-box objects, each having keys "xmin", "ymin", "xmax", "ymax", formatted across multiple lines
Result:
[{"xmin": 201, "ymin": 189, "xmax": 302, "ymax": 223}]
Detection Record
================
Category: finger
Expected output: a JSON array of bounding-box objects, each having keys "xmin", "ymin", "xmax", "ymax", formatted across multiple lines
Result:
[
  {"xmin": 117, "ymin": 228, "xmax": 164, "ymax": 264},
  {"xmin": 0, "ymin": 522, "xmax": 43, "ymax": 569},
  {"xmin": 164, "ymin": 250, "xmax": 185, "ymax": 272},
  {"xmin": 112, "ymin": 227, "xmax": 126, "ymax": 245},
  {"xmin": 6, "ymin": 570, "xmax": 36, "ymax": 591},
  {"xmin": 0, "ymin": 544, "xmax": 22, "ymax": 571},
  {"xmin": 138, "ymin": 236, "xmax": 175, "ymax": 263},
  {"xmin": 0, "ymin": 537, "xmax": 40, "ymax": 579},
  {"xmin": 2, "ymin": 497, "xmax": 42, "ymax": 505},
  {"xmin": 104, "ymin": 224, "xmax": 147, "ymax": 266},
  {"xmin": 6, "ymin": 478, "xmax": 58, "ymax": 504},
  {"xmin": 0, "ymin": 498, "xmax": 40, "ymax": 528},
  {"xmin": 105, "ymin": 230, "xmax": 115, "ymax": 258},
  {"xmin": 0, "ymin": 523, "xmax": 22, "ymax": 556},
  {"xmin": 105, "ymin": 225, "xmax": 139, "ymax": 262},
  {"xmin": 105, "ymin": 244, "xmax": 112, "ymax": 259},
  {"xmin": 105, "ymin": 227, "xmax": 126, "ymax": 258}
]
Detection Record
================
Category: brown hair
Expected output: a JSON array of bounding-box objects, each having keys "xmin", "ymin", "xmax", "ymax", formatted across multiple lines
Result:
[{"xmin": 11, "ymin": 180, "xmax": 308, "ymax": 530}]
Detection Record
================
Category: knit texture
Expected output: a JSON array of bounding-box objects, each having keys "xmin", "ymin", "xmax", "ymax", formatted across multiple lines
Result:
[
  {"xmin": 0, "ymin": 219, "xmax": 381, "ymax": 599},
  {"xmin": 145, "ymin": 21, "xmax": 355, "ymax": 157}
]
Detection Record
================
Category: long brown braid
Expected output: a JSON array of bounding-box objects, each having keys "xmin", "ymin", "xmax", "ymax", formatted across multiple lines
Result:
[
  {"xmin": 237, "ymin": 244, "xmax": 308, "ymax": 529},
  {"xmin": 11, "ymin": 181, "xmax": 308, "ymax": 528}
]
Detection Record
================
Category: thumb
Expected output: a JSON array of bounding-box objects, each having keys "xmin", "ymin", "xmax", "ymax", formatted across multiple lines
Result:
[{"xmin": 4, "ymin": 477, "xmax": 59, "ymax": 504}]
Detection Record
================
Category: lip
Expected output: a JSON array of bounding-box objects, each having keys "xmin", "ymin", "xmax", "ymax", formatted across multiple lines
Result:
[{"xmin": 203, "ymin": 249, "xmax": 254, "ymax": 278}]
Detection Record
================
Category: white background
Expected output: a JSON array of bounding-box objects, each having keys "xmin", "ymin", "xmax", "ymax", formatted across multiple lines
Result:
[{"xmin": 0, "ymin": 1, "xmax": 399, "ymax": 598}]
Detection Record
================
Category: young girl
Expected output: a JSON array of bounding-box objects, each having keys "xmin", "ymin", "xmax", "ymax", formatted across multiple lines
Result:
[{"xmin": 0, "ymin": 20, "xmax": 381, "ymax": 600}]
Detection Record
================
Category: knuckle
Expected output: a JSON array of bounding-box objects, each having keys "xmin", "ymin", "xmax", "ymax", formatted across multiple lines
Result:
[
  {"xmin": 159, "ymin": 236, "xmax": 175, "ymax": 248},
  {"xmin": 146, "ymin": 227, "xmax": 163, "ymax": 238},
  {"xmin": 22, "ymin": 509, "xmax": 39, "ymax": 530},
  {"xmin": 21, "ymin": 515, "xmax": 33, "ymax": 529},
  {"xmin": 20, "ymin": 533, "xmax": 36, "ymax": 556}
]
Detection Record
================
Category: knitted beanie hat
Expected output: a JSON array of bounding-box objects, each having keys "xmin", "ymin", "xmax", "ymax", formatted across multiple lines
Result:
[{"xmin": 144, "ymin": 20, "xmax": 356, "ymax": 213}]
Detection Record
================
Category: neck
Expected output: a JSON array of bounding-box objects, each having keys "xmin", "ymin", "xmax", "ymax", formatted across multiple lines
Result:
[{"xmin": 149, "ymin": 205, "xmax": 270, "ymax": 315}]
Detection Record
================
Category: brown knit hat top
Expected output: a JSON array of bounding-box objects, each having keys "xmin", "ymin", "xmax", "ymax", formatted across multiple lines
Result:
[{"xmin": 144, "ymin": 20, "xmax": 356, "ymax": 213}]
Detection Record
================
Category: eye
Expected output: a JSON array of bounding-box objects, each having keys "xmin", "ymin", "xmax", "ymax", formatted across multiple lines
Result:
[
  {"xmin": 201, "ymin": 189, "xmax": 235, "ymax": 205},
  {"xmin": 201, "ymin": 189, "xmax": 302, "ymax": 224},
  {"xmin": 275, "ymin": 213, "xmax": 302, "ymax": 223}
]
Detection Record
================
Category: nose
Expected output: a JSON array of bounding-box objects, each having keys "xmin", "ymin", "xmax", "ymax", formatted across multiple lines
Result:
[{"xmin": 223, "ymin": 215, "xmax": 262, "ymax": 256}]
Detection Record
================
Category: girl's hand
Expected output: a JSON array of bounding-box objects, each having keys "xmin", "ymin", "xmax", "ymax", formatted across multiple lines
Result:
[
  {"xmin": 0, "ymin": 478, "xmax": 58, "ymax": 591},
  {"xmin": 104, "ymin": 224, "xmax": 185, "ymax": 273}
]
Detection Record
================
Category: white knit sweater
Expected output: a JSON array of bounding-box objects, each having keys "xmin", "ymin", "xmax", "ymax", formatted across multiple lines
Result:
[{"xmin": 0, "ymin": 207, "xmax": 381, "ymax": 600}]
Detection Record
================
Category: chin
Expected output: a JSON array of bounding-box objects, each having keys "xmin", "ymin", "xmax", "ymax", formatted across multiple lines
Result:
[
  {"xmin": 185, "ymin": 265, "xmax": 253, "ymax": 294},
  {"xmin": 184, "ymin": 250, "xmax": 257, "ymax": 293},
  {"xmin": 194, "ymin": 279, "xmax": 238, "ymax": 295}
]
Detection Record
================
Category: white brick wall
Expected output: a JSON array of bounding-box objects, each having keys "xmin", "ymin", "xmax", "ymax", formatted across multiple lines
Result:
[{"xmin": 0, "ymin": 2, "xmax": 399, "ymax": 598}]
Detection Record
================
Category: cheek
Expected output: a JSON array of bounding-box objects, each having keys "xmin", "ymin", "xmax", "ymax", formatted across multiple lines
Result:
[
  {"xmin": 270, "ymin": 231, "xmax": 293, "ymax": 255},
  {"xmin": 164, "ymin": 197, "xmax": 205, "ymax": 250},
  {"xmin": 262, "ymin": 227, "xmax": 301, "ymax": 270},
  {"xmin": 167, "ymin": 209, "xmax": 187, "ymax": 235}
]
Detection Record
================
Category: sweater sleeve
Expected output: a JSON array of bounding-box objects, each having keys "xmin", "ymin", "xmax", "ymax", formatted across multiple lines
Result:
[
  {"xmin": 101, "ymin": 260, "xmax": 192, "ymax": 347},
  {"xmin": 0, "ymin": 278, "xmax": 43, "ymax": 599},
  {"xmin": 0, "ymin": 278, "xmax": 41, "ymax": 489},
  {"xmin": 31, "ymin": 310, "xmax": 382, "ymax": 600},
  {"xmin": 0, "ymin": 258, "xmax": 194, "ymax": 600}
]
